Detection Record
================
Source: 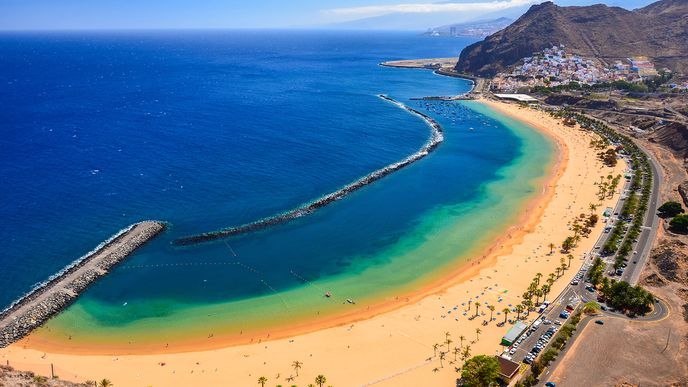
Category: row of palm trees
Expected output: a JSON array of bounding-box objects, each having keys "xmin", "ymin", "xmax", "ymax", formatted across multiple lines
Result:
[
  {"xmin": 431, "ymin": 331, "xmax": 475, "ymax": 370},
  {"xmin": 258, "ymin": 374, "xmax": 327, "ymax": 387},
  {"xmin": 83, "ymin": 379, "xmax": 112, "ymax": 387},
  {"xmin": 520, "ymin": 261, "xmax": 573, "ymax": 315},
  {"xmin": 596, "ymin": 174, "xmax": 622, "ymax": 201},
  {"xmin": 257, "ymin": 362, "xmax": 327, "ymax": 387}
]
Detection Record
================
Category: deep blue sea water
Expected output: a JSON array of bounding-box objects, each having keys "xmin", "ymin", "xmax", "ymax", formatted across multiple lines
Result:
[{"xmin": 0, "ymin": 31, "xmax": 544, "ymax": 338}]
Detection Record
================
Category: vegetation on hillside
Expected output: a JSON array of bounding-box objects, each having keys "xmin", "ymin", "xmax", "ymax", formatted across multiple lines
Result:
[
  {"xmin": 669, "ymin": 214, "xmax": 688, "ymax": 233},
  {"xmin": 658, "ymin": 201, "xmax": 684, "ymax": 218}
]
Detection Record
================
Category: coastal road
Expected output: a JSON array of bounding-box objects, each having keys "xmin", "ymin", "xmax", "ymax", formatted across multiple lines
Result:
[
  {"xmin": 574, "ymin": 112, "xmax": 663, "ymax": 285},
  {"xmin": 621, "ymin": 142, "xmax": 662, "ymax": 285}
]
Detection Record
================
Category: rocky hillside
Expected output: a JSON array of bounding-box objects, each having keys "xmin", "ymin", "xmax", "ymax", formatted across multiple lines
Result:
[
  {"xmin": 456, "ymin": 0, "xmax": 688, "ymax": 76},
  {"xmin": 0, "ymin": 365, "xmax": 89, "ymax": 387}
]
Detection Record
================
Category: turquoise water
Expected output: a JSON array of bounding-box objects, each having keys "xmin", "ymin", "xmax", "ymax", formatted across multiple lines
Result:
[{"xmin": 0, "ymin": 31, "xmax": 553, "ymax": 346}]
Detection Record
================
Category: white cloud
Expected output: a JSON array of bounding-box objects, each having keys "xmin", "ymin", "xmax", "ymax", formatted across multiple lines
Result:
[{"xmin": 324, "ymin": 0, "xmax": 540, "ymax": 17}]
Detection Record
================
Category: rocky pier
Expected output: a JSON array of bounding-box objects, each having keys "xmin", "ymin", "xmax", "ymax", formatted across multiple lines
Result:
[
  {"xmin": 0, "ymin": 221, "xmax": 166, "ymax": 348},
  {"xmin": 173, "ymin": 95, "xmax": 444, "ymax": 246}
]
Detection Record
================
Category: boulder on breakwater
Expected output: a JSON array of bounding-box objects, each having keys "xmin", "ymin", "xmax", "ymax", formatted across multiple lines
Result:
[
  {"xmin": 173, "ymin": 95, "xmax": 444, "ymax": 246},
  {"xmin": 0, "ymin": 221, "xmax": 166, "ymax": 348}
]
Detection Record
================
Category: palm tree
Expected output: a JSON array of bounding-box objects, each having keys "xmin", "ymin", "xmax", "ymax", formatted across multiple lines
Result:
[
  {"xmin": 556, "ymin": 267, "xmax": 562, "ymax": 278},
  {"xmin": 535, "ymin": 272, "xmax": 543, "ymax": 286},
  {"xmin": 541, "ymin": 285, "xmax": 550, "ymax": 303},
  {"xmin": 522, "ymin": 299, "xmax": 533, "ymax": 311},
  {"xmin": 439, "ymin": 351, "xmax": 446, "ymax": 368},
  {"xmin": 589, "ymin": 203, "xmax": 598, "ymax": 214},
  {"xmin": 292, "ymin": 360, "xmax": 302, "ymax": 377},
  {"xmin": 467, "ymin": 299, "xmax": 472, "ymax": 311},
  {"xmin": 98, "ymin": 380, "xmax": 113, "ymax": 387},
  {"xmin": 474, "ymin": 302, "xmax": 481, "ymax": 317},
  {"xmin": 522, "ymin": 291, "xmax": 531, "ymax": 303},
  {"xmin": 445, "ymin": 331, "xmax": 451, "ymax": 342},
  {"xmin": 515, "ymin": 305, "xmax": 524, "ymax": 320},
  {"xmin": 315, "ymin": 375, "xmax": 327, "ymax": 387},
  {"xmin": 502, "ymin": 308, "xmax": 510, "ymax": 323},
  {"xmin": 461, "ymin": 346, "xmax": 471, "ymax": 362},
  {"xmin": 548, "ymin": 243, "xmax": 555, "ymax": 255},
  {"xmin": 488, "ymin": 304, "xmax": 495, "ymax": 321},
  {"xmin": 572, "ymin": 224, "xmax": 582, "ymax": 240},
  {"xmin": 433, "ymin": 343, "xmax": 440, "ymax": 357},
  {"xmin": 548, "ymin": 273, "xmax": 557, "ymax": 285},
  {"xmin": 459, "ymin": 335, "xmax": 466, "ymax": 348},
  {"xmin": 534, "ymin": 289, "xmax": 543, "ymax": 305},
  {"xmin": 445, "ymin": 338, "xmax": 453, "ymax": 352},
  {"xmin": 475, "ymin": 327, "xmax": 482, "ymax": 341},
  {"xmin": 258, "ymin": 376, "xmax": 268, "ymax": 387},
  {"xmin": 567, "ymin": 254, "xmax": 574, "ymax": 268},
  {"xmin": 453, "ymin": 347, "xmax": 460, "ymax": 361}
]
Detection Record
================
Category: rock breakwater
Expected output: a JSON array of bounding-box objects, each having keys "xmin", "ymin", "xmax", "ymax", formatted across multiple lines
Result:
[
  {"xmin": 173, "ymin": 95, "xmax": 444, "ymax": 246},
  {"xmin": 0, "ymin": 221, "xmax": 165, "ymax": 348}
]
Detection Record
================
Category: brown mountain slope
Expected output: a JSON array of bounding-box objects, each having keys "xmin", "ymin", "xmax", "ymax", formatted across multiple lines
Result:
[{"xmin": 456, "ymin": 0, "xmax": 688, "ymax": 76}]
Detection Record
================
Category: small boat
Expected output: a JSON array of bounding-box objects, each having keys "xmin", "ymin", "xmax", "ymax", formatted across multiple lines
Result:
[
  {"xmin": 346, "ymin": 298, "xmax": 355, "ymax": 304},
  {"xmin": 324, "ymin": 291, "xmax": 331, "ymax": 298}
]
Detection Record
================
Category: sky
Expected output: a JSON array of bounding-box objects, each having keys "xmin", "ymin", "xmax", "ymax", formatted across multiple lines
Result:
[{"xmin": 0, "ymin": 0, "xmax": 658, "ymax": 30}]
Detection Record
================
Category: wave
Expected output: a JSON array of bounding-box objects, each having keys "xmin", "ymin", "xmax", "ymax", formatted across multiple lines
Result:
[{"xmin": 172, "ymin": 95, "xmax": 444, "ymax": 246}]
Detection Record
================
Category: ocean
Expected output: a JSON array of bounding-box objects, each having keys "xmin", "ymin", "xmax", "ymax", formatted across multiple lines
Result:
[{"xmin": 0, "ymin": 30, "xmax": 553, "ymax": 347}]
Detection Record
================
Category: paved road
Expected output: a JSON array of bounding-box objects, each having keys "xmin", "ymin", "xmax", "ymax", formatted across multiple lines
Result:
[{"xmin": 623, "ymin": 142, "xmax": 662, "ymax": 285}]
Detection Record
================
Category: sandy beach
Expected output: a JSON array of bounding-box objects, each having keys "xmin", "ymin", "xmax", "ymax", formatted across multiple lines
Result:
[{"xmin": 0, "ymin": 99, "xmax": 626, "ymax": 386}]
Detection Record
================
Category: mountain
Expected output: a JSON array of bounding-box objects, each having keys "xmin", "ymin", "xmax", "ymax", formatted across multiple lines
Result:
[
  {"xmin": 455, "ymin": 0, "xmax": 688, "ymax": 76},
  {"xmin": 424, "ymin": 18, "xmax": 513, "ymax": 38},
  {"xmin": 327, "ymin": 11, "xmax": 485, "ymax": 31}
]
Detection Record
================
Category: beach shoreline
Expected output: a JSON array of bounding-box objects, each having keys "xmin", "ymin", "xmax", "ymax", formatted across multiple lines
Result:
[
  {"xmin": 0, "ymin": 99, "xmax": 625, "ymax": 386},
  {"xmin": 11, "ymin": 98, "xmax": 563, "ymax": 356}
]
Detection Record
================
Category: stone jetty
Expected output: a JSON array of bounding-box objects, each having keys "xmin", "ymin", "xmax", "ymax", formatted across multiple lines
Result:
[
  {"xmin": 173, "ymin": 95, "xmax": 444, "ymax": 246},
  {"xmin": 0, "ymin": 221, "xmax": 166, "ymax": 348}
]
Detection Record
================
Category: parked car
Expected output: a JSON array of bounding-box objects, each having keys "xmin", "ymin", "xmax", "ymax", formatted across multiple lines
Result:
[{"xmin": 595, "ymin": 320, "xmax": 605, "ymax": 325}]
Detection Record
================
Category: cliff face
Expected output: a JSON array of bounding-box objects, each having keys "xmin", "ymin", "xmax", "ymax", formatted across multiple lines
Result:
[{"xmin": 456, "ymin": 0, "xmax": 688, "ymax": 76}]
